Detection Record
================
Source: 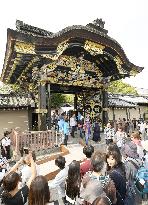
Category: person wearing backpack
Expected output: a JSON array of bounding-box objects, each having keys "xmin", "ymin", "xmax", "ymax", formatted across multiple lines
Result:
[
  {"xmin": 134, "ymin": 140, "xmax": 148, "ymax": 199},
  {"xmin": 131, "ymin": 131, "xmax": 144, "ymax": 159},
  {"xmin": 122, "ymin": 141, "xmax": 142, "ymax": 205}
]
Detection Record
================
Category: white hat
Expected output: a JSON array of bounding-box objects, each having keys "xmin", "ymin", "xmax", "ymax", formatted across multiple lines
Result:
[{"xmin": 141, "ymin": 140, "xmax": 148, "ymax": 151}]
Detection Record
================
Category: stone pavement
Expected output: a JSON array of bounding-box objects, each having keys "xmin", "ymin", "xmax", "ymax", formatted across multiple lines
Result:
[{"xmin": 38, "ymin": 134, "xmax": 106, "ymax": 176}]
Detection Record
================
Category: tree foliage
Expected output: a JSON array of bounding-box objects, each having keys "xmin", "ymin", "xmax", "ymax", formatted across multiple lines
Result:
[
  {"xmin": 51, "ymin": 94, "xmax": 74, "ymax": 108},
  {"xmin": 108, "ymin": 80, "xmax": 138, "ymax": 95}
]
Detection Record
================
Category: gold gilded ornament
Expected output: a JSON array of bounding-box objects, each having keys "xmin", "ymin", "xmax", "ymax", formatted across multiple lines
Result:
[
  {"xmin": 14, "ymin": 41, "xmax": 35, "ymax": 54},
  {"xmin": 84, "ymin": 40, "xmax": 105, "ymax": 55}
]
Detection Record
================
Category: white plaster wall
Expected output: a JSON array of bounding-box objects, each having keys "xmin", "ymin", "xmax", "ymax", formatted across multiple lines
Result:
[
  {"xmin": 108, "ymin": 108, "xmax": 127, "ymax": 121},
  {"xmin": 0, "ymin": 110, "xmax": 29, "ymax": 139},
  {"xmin": 128, "ymin": 108, "xmax": 140, "ymax": 119},
  {"xmin": 108, "ymin": 105, "xmax": 148, "ymax": 121}
]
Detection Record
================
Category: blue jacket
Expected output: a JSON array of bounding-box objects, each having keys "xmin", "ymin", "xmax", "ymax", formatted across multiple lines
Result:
[{"xmin": 63, "ymin": 122, "xmax": 69, "ymax": 135}]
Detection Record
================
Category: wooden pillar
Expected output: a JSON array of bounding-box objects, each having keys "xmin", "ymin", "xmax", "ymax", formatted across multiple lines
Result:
[
  {"xmin": 38, "ymin": 82, "xmax": 47, "ymax": 131},
  {"xmin": 113, "ymin": 107, "xmax": 115, "ymax": 121},
  {"xmin": 128, "ymin": 108, "xmax": 131, "ymax": 120},
  {"xmin": 28, "ymin": 105, "xmax": 33, "ymax": 131},
  {"xmin": 139, "ymin": 107, "xmax": 142, "ymax": 119},
  {"xmin": 126, "ymin": 108, "xmax": 128, "ymax": 120},
  {"xmin": 47, "ymin": 83, "xmax": 51, "ymax": 130},
  {"xmin": 74, "ymin": 93, "xmax": 78, "ymax": 119},
  {"xmin": 102, "ymin": 90, "xmax": 108, "ymax": 129}
]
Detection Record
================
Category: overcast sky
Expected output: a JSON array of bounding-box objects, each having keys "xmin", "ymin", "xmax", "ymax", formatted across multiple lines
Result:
[{"xmin": 0, "ymin": 0, "xmax": 148, "ymax": 88}]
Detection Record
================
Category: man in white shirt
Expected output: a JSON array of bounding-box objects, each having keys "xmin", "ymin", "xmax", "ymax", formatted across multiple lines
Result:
[
  {"xmin": 70, "ymin": 113, "xmax": 77, "ymax": 138},
  {"xmin": 48, "ymin": 156, "xmax": 69, "ymax": 202},
  {"xmin": 1, "ymin": 131, "xmax": 11, "ymax": 159}
]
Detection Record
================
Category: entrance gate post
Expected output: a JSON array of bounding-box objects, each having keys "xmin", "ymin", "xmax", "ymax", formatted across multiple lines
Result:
[
  {"xmin": 38, "ymin": 82, "xmax": 47, "ymax": 131},
  {"xmin": 47, "ymin": 83, "xmax": 51, "ymax": 130},
  {"xmin": 102, "ymin": 90, "xmax": 108, "ymax": 130}
]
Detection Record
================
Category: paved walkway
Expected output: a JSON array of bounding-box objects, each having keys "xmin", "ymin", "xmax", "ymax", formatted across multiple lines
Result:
[{"xmin": 38, "ymin": 133, "xmax": 106, "ymax": 176}]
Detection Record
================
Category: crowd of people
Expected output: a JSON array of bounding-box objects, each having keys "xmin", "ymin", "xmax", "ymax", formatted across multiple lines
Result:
[
  {"xmin": 0, "ymin": 115, "xmax": 148, "ymax": 205},
  {"xmin": 0, "ymin": 128, "xmax": 147, "ymax": 204},
  {"xmin": 51, "ymin": 111, "xmax": 101, "ymax": 146}
]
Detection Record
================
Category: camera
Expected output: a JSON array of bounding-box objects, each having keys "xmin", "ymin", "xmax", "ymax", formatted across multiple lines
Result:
[{"xmin": 20, "ymin": 147, "xmax": 29, "ymax": 157}]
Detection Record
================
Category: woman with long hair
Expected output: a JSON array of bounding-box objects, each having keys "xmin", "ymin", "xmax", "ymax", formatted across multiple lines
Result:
[
  {"xmin": 65, "ymin": 160, "xmax": 81, "ymax": 204},
  {"xmin": 28, "ymin": 175, "xmax": 57, "ymax": 205},
  {"xmin": 106, "ymin": 144, "xmax": 126, "ymax": 205},
  {"xmin": 106, "ymin": 144, "xmax": 126, "ymax": 178}
]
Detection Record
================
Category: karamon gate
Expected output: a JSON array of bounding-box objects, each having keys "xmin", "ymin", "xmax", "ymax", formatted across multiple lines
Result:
[{"xmin": 1, "ymin": 19, "xmax": 143, "ymax": 131}]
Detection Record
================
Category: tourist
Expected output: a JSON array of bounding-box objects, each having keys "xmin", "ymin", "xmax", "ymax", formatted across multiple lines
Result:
[
  {"xmin": 128, "ymin": 120, "xmax": 134, "ymax": 136},
  {"xmin": 70, "ymin": 113, "xmax": 77, "ymax": 138},
  {"xmin": 78, "ymin": 119, "xmax": 84, "ymax": 139},
  {"xmin": 132, "ymin": 118, "xmax": 137, "ymax": 130},
  {"xmin": 1, "ymin": 131, "xmax": 11, "ymax": 160},
  {"xmin": 122, "ymin": 141, "xmax": 142, "ymax": 177},
  {"xmin": 58, "ymin": 116, "xmax": 64, "ymax": 133},
  {"xmin": 104, "ymin": 123, "xmax": 115, "ymax": 145},
  {"xmin": 65, "ymin": 160, "xmax": 81, "ymax": 204},
  {"xmin": 92, "ymin": 118, "xmax": 101, "ymax": 142},
  {"xmin": 63, "ymin": 118, "xmax": 69, "ymax": 146},
  {"xmin": 106, "ymin": 145, "xmax": 126, "ymax": 204},
  {"xmin": 121, "ymin": 141, "xmax": 143, "ymax": 205},
  {"xmin": 78, "ymin": 112, "xmax": 84, "ymax": 121},
  {"xmin": 106, "ymin": 144, "xmax": 126, "ymax": 178},
  {"xmin": 114, "ymin": 126, "xmax": 127, "ymax": 149},
  {"xmin": 48, "ymin": 156, "xmax": 68, "ymax": 203},
  {"xmin": 82, "ymin": 151, "xmax": 117, "ymax": 205},
  {"xmin": 2, "ymin": 152, "xmax": 36, "ymax": 205},
  {"xmin": 29, "ymin": 175, "xmax": 59, "ymax": 205},
  {"xmin": 20, "ymin": 150, "xmax": 40, "ymax": 186},
  {"xmin": 139, "ymin": 121, "xmax": 146, "ymax": 140},
  {"xmin": 83, "ymin": 114, "xmax": 91, "ymax": 145},
  {"xmin": 130, "ymin": 131, "xmax": 144, "ymax": 158},
  {"xmin": 80, "ymin": 145, "xmax": 94, "ymax": 177}
]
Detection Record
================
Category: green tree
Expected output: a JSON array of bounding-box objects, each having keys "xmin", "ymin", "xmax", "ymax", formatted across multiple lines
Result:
[
  {"xmin": 51, "ymin": 93, "xmax": 66, "ymax": 108},
  {"xmin": 51, "ymin": 94, "xmax": 74, "ymax": 108},
  {"xmin": 108, "ymin": 80, "xmax": 138, "ymax": 95}
]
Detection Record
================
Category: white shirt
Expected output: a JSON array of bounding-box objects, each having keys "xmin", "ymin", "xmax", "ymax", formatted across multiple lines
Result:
[
  {"xmin": 114, "ymin": 131, "xmax": 127, "ymax": 148},
  {"xmin": 48, "ymin": 166, "xmax": 69, "ymax": 198},
  {"xmin": 140, "ymin": 123, "xmax": 146, "ymax": 133},
  {"xmin": 21, "ymin": 164, "xmax": 40, "ymax": 185},
  {"xmin": 2, "ymin": 137, "xmax": 11, "ymax": 146},
  {"xmin": 70, "ymin": 117, "xmax": 77, "ymax": 127}
]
